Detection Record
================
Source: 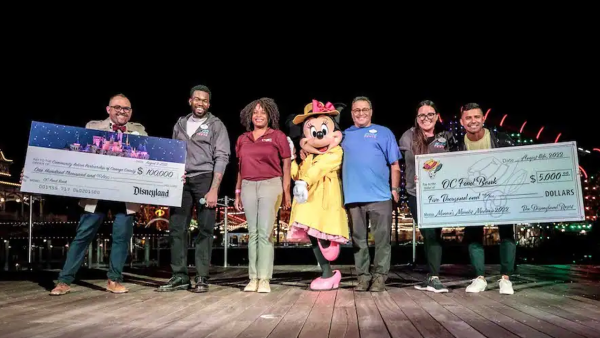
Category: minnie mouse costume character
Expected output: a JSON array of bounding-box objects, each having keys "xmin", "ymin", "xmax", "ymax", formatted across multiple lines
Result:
[{"xmin": 287, "ymin": 100, "xmax": 349, "ymax": 291}]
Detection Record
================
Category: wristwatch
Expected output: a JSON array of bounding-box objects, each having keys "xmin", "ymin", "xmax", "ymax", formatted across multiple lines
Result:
[{"xmin": 391, "ymin": 187, "xmax": 401, "ymax": 193}]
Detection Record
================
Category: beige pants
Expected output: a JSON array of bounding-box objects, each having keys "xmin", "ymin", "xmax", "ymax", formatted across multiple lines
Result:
[{"xmin": 241, "ymin": 177, "xmax": 283, "ymax": 279}]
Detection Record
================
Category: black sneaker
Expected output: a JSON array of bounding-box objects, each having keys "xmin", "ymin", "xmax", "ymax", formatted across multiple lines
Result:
[
  {"xmin": 414, "ymin": 278, "xmax": 429, "ymax": 291},
  {"xmin": 156, "ymin": 276, "xmax": 191, "ymax": 292},
  {"xmin": 191, "ymin": 276, "xmax": 209, "ymax": 293},
  {"xmin": 415, "ymin": 276, "xmax": 448, "ymax": 293}
]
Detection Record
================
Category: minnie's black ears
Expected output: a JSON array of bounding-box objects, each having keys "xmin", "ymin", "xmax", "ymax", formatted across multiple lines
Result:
[
  {"xmin": 333, "ymin": 103, "xmax": 346, "ymax": 123},
  {"xmin": 285, "ymin": 114, "xmax": 303, "ymax": 142}
]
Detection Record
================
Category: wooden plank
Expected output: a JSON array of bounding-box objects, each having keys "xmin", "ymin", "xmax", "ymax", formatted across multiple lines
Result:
[
  {"xmin": 402, "ymin": 288, "xmax": 486, "ymax": 338},
  {"xmin": 6, "ymin": 285, "xmax": 158, "ymax": 338},
  {"xmin": 329, "ymin": 288, "xmax": 359, "ymax": 338},
  {"xmin": 482, "ymin": 290, "xmax": 600, "ymax": 337},
  {"xmin": 446, "ymin": 291, "xmax": 555, "ymax": 338},
  {"xmin": 122, "ymin": 287, "xmax": 239, "ymax": 338},
  {"xmin": 520, "ymin": 287, "xmax": 600, "ymax": 320},
  {"xmin": 334, "ymin": 288, "xmax": 356, "ymax": 308},
  {"xmin": 298, "ymin": 291, "xmax": 337, "ymax": 338},
  {"xmin": 2, "ymin": 264, "xmax": 600, "ymax": 337},
  {"xmin": 443, "ymin": 304, "xmax": 521, "ymax": 338},
  {"xmin": 567, "ymin": 295, "xmax": 600, "ymax": 308},
  {"xmin": 451, "ymin": 290, "xmax": 587, "ymax": 338},
  {"xmin": 202, "ymin": 287, "xmax": 293, "ymax": 338},
  {"xmin": 0, "ymin": 281, "xmax": 150, "ymax": 327},
  {"xmin": 154, "ymin": 286, "xmax": 271, "ymax": 337},
  {"xmin": 267, "ymin": 290, "xmax": 320, "ymax": 338},
  {"xmin": 129, "ymin": 287, "xmax": 258, "ymax": 337},
  {"xmin": 371, "ymin": 291, "xmax": 422, "ymax": 338},
  {"xmin": 387, "ymin": 288, "xmax": 454, "ymax": 338},
  {"xmin": 423, "ymin": 284, "xmax": 548, "ymax": 338},
  {"xmin": 329, "ymin": 307, "xmax": 360, "ymax": 338},
  {"xmin": 353, "ymin": 292, "xmax": 390, "ymax": 338},
  {"xmin": 237, "ymin": 288, "xmax": 305, "ymax": 338}
]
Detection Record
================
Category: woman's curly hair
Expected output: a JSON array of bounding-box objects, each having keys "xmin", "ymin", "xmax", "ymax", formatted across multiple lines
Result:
[{"xmin": 240, "ymin": 97, "xmax": 280, "ymax": 131}]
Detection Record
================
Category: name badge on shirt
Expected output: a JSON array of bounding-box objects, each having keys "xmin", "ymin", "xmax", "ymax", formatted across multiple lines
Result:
[
  {"xmin": 197, "ymin": 129, "xmax": 210, "ymax": 137},
  {"xmin": 433, "ymin": 137, "xmax": 447, "ymax": 149},
  {"xmin": 262, "ymin": 138, "xmax": 272, "ymax": 142},
  {"xmin": 364, "ymin": 129, "xmax": 377, "ymax": 139}
]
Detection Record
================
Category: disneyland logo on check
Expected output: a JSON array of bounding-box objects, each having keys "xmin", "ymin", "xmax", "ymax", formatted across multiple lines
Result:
[{"xmin": 133, "ymin": 187, "xmax": 170, "ymax": 198}]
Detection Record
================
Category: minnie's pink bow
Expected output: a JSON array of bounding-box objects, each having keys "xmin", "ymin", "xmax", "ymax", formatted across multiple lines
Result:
[{"xmin": 312, "ymin": 99, "xmax": 335, "ymax": 113}]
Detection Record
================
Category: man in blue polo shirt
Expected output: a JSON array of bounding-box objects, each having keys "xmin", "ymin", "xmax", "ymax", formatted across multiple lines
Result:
[{"xmin": 342, "ymin": 96, "xmax": 401, "ymax": 292}]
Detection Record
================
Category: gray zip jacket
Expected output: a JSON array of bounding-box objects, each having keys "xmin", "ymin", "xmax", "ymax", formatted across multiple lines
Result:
[{"xmin": 172, "ymin": 112, "xmax": 230, "ymax": 177}]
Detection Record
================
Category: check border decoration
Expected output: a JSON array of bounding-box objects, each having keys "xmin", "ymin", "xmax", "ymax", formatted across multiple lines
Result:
[{"xmin": 415, "ymin": 142, "xmax": 586, "ymax": 228}]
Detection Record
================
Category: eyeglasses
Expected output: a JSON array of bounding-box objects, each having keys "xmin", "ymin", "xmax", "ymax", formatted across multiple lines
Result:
[
  {"xmin": 417, "ymin": 112, "xmax": 436, "ymax": 120},
  {"xmin": 110, "ymin": 105, "xmax": 132, "ymax": 113},
  {"xmin": 351, "ymin": 108, "xmax": 371, "ymax": 114}
]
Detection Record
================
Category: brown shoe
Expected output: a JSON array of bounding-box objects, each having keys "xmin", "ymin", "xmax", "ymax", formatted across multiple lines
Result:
[
  {"xmin": 369, "ymin": 275, "xmax": 386, "ymax": 292},
  {"xmin": 50, "ymin": 282, "xmax": 71, "ymax": 296},
  {"xmin": 106, "ymin": 280, "xmax": 129, "ymax": 294},
  {"xmin": 355, "ymin": 278, "xmax": 371, "ymax": 292}
]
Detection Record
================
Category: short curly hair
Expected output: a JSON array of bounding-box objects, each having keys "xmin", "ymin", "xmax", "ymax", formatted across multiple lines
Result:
[{"xmin": 240, "ymin": 97, "xmax": 280, "ymax": 131}]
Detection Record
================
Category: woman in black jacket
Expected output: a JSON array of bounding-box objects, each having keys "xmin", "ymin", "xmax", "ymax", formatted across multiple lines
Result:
[{"xmin": 398, "ymin": 100, "xmax": 457, "ymax": 293}]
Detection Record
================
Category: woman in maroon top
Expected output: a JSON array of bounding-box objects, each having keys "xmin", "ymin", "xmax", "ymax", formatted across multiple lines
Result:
[{"xmin": 234, "ymin": 97, "xmax": 291, "ymax": 293}]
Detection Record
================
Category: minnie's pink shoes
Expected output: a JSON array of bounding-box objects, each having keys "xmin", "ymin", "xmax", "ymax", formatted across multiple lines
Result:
[
  {"xmin": 310, "ymin": 270, "xmax": 341, "ymax": 291},
  {"xmin": 318, "ymin": 240, "xmax": 340, "ymax": 261}
]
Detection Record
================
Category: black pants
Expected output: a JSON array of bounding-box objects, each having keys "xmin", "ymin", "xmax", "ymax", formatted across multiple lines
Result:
[
  {"xmin": 463, "ymin": 225, "xmax": 516, "ymax": 277},
  {"xmin": 347, "ymin": 200, "xmax": 392, "ymax": 281},
  {"xmin": 169, "ymin": 173, "xmax": 216, "ymax": 279},
  {"xmin": 408, "ymin": 195, "xmax": 443, "ymax": 276}
]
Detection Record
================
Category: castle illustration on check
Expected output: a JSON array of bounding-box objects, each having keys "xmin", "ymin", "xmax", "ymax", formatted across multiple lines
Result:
[{"xmin": 67, "ymin": 132, "xmax": 150, "ymax": 159}]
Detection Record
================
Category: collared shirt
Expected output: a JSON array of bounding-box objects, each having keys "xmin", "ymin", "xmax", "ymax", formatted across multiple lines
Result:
[
  {"xmin": 235, "ymin": 129, "xmax": 291, "ymax": 181},
  {"xmin": 342, "ymin": 123, "xmax": 401, "ymax": 204}
]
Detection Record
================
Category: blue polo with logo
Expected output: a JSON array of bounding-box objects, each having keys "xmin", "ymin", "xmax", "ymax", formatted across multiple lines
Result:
[{"xmin": 342, "ymin": 124, "xmax": 402, "ymax": 204}]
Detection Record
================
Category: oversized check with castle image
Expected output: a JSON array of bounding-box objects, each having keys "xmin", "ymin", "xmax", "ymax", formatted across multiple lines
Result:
[
  {"xmin": 415, "ymin": 142, "xmax": 585, "ymax": 228},
  {"xmin": 20, "ymin": 122, "xmax": 187, "ymax": 207}
]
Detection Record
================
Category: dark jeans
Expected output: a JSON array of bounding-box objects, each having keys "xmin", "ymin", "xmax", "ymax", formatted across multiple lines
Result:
[
  {"xmin": 347, "ymin": 200, "xmax": 392, "ymax": 281},
  {"xmin": 463, "ymin": 225, "xmax": 516, "ymax": 277},
  {"xmin": 58, "ymin": 201, "xmax": 133, "ymax": 284},
  {"xmin": 408, "ymin": 194, "xmax": 443, "ymax": 277},
  {"xmin": 169, "ymin": 173, "xmax": 216, "ymax": 279}
]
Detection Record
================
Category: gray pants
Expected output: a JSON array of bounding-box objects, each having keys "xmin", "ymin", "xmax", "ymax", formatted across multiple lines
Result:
[
  {"xmin": 240, "ymin": 177, "xmax": 283, "ymax": 280},
  {"xmin": 347, "ymin": 200, "xmax": 392, "ymax": 281}
]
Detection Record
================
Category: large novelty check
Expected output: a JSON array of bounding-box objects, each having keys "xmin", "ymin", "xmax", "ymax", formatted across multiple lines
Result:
[
  {"xmin": 20, "ymin": 122, "xmax": 187, "ymax": 207},
  {"xmin": 415, "ymin": 141, "xmax": 585, "ymax": 228}
]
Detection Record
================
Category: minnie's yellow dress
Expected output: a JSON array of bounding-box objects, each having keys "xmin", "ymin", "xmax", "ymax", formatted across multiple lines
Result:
[{"xmin": 289, "ymin": 145, "xmax": 349, "ymax": 243}]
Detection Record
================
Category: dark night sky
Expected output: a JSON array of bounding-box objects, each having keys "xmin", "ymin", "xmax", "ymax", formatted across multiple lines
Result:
[{"xmin": 2, "ymin": 18, "xmax": 599, "ymax": 215}]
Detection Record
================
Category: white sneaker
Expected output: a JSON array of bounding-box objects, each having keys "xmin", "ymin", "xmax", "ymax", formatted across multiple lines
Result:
[
  {"xmin": 244, "ymin": 279, "xmax": 258, "ymax": 292},
  {"xmin": 499, "ymin": 278, "xmax": 514, "ymax": 295},
  {"xmin": 257, "ymin": 279, "xmax": 271, "ymax": 293},
  {"xmin": 466, "ymin": 277, "xmax": 487, "ymax": 293}
]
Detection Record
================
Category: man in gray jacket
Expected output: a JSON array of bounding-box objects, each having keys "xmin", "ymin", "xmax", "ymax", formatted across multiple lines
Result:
[{"xmin": 157, "ymin": 85, "xmax": 230, "ymax": 293}]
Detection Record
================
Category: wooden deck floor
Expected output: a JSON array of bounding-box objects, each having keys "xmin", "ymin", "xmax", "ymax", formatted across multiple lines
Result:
[{"xmin": 1, "ymin": 264, "xmax": 600, "ymax": 337}]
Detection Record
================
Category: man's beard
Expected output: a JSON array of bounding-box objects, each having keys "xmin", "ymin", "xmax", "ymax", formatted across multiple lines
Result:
[{"xmin": 193, "ymin": 106, "xmax": 207, "ymax": 118}]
